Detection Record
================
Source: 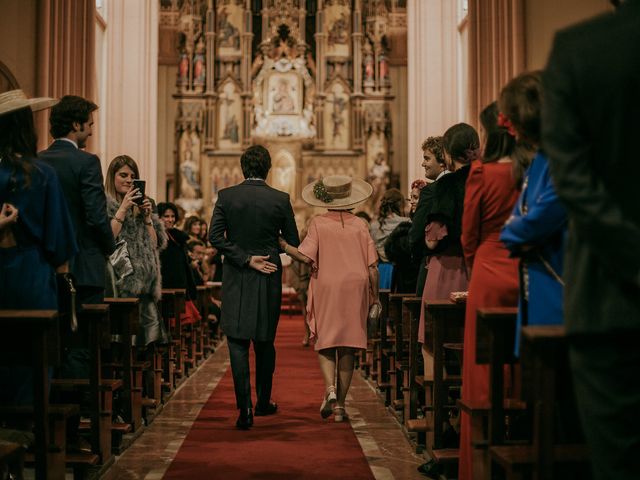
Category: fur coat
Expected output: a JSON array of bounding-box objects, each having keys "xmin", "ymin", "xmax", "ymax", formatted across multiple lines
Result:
[{"xmin": 106, "ymin": 196, "xmax": 167, "ymax": 301}]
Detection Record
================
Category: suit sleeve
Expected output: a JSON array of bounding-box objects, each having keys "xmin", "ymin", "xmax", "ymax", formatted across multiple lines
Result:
[
  {"xmin": 280, "ymin": 195, "xmax": 300, "ymax": 248},
  {"xmin": 543, "ymin": 33, "xmax": 640, "ymax": 285},
  {"xmin": 208, "ymin": 193, "xmax": 250, "ymax": 268},
  {"xmin": 461, "ymin": 161, "xmax": 483, "ymax": 270},
  {"xmin": 80, "ymin": 156, "xmax": 116, "ymax": 255},
  {"xmin": 409, "ymin": 184, "xmax": 435, "ymax": 254},
  {"xmin": 500, "ymin": 162, "xmax": 566, "ymax": 251}
]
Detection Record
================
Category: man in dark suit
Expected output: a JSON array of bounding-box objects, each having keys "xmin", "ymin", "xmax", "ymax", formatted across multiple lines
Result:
[
  {"xmin": 40, "ymin": 95, "xmax": 116, "ymax": 304},
  {"xmin": 543, "ymin": 1, "xmax": 640, "ymax": 477},
  {"xmin": 209, "ymin": 145, "xmax": 299, "ymax": 429}
]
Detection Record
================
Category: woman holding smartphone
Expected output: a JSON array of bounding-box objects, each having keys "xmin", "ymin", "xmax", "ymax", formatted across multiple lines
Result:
[{"xmin": 105, "ymin": 155, "xmax": 168, "ymax": 346}]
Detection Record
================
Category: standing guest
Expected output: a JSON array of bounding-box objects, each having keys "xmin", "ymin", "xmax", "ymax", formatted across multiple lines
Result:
[
  {"xmin": 543, "ymin": 2, "xmax": 640, "ymax": 477},
  {"xmin": 409, "ymin": 136, "xmax": 448, "ymax": 295},
  {"xmin": 209, "ymin": 145, "xmax": 299, "ymax": 430},
  {"xmin": 0, "ymin": 90, "xmax": 77, "ymax": 404},
  {"xmin": 183, "ymin": 215, "xmax": 202, "ymax": 240},
  {"xmin": 105, "ymin": 155, "xmax": 168, "ymax": 346},
  {"xmin": 369, "ymin": 188, "xmax": 410, "ymax": 289},
  {"xmin": 384, "ymin": 179, "xmax": 427, "ymax": 294},
  {"xmin": 279, "ymin": 175, "xmax": 378, "ymax": 422},
  {"xmin": 458, "ymin": 102, "xmax": 519, "ymax": 480},
  {"xmin": 39, "ymin": 95, "xmax": 116, "ymax": 305},
  {"xmin": 500, "ymin": 72, "xmax": 567, "ymax": 352},
  {"xmin": 158, "ymin": 202, "xmax": 197, "ymax": 301}
]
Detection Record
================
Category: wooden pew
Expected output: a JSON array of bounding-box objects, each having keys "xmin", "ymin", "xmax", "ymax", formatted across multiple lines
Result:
[
  {"xmin": 423, "ymin": 299, "xmax": 465, "ymax": 466},
  {"xmin": 160, "ymin": 289, "xmax": 177, "ymax": 400},
  {"xmin": 387, "ymin": 292, "xmax": 414, "ymax": 411},
  {"xmin": 457, "ymin": 307, "xmax": 524, "ymax": 479},
  {"xmin": 376, "ymin": 289, "xmax": 392, "ymax": 404},
  {"xmin": 490, "ymin": 326, "xmax": 589, "ymax": 480},
  {"xmin": 400, "ymin": 296, "xmax": 424, "ymax": 435},
  {"xmin": 0, "ymin": 441, "xmax": 25, "ymax": 480},
  {"xmin": 51, "ymin": 304, "xmax": 119, "ymax": 466},
  {"xmin": 102, "ymin": 298, "xmax": 144, "ymax": 434},
  {"xmin": 0, "ymin": 310, "xmax": 59, "ymax": 480}
]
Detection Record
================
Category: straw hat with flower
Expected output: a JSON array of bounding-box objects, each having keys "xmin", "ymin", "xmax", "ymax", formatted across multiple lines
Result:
[
  {"xmin": 0, "ymin": 89, "xmax": 58, "ymax": 117},
  {"xmin": 301, "ymin": 175, "xmax": 373, "ymax": 209}
]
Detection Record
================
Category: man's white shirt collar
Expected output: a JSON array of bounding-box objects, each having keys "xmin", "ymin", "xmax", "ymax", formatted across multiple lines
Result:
[
  {"xmin": 436, "ymin": 170, "xmax": 450, "ymax": 181},
  {"xmin": 58, "ymin": 138, "xmax": 78, "ymax": 149}
]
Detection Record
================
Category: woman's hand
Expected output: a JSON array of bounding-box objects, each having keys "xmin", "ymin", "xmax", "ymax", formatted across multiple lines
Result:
[
  {"xmin": 120, "ymin": 188, "xmax": 141, "ymax": 213},
  {"xmin": 278, "ymin": 236, "xmax": 288, "ymax": 251},
  {"xmin": 0, "ymin": 203, "xmax": 18, "ymax": 230},
  {"xmin": 140, "ymin": 197, "xmax": 153, "ymax": 218}
]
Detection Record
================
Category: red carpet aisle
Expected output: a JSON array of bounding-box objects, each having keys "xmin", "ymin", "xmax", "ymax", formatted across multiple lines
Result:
[{"xmin": 163, "ymin": 315, "xmax": 375, "ymax": 480}]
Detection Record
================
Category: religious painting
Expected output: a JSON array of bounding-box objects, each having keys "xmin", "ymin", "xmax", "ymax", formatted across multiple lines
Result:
[
  {"xmin": 323, "ymin": 81, "xmax": 350, "ymax": 151},
  {"xmin": 218, "ymin": 80, "xmax": 243, "ymax": 150},
  {"xmin": 366, "ymin": 132, "xmax": 390, "ymax": 213},
  {"xmin": 178, "ymin": 130, "xmax": 202, "ymax": 200},
  {"xmin": 217, "ymin": 4, "xmax": 242, "ymax": 57},
  {"xmin": 208, "ymin": 157, "xmax": 243, "ymax": 207},
  {"xmin": 266, "ymin": 72, "xmax": 302, "ymax": 116},
  {"xmin": 325, "ymin": 2, "xmax": 351, "ymax": 58}
]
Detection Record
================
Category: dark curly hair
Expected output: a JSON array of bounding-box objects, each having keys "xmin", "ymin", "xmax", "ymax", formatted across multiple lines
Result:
[
  {"xmin": 240, "ymin": 145, "xmax": 271, "ymax": 179},
  {"xmin": 183, "ymin": 216, "xmax": 202, "ymax": 236},
  {"xmin": 420, "ymin": 136, "xmax": 446, "ymax": 166},
  {"xmin": 49, "ymin": 95, "xmax": 98, "ymax": 139},
  {"xmin": 157, "ymin": 202, "xmax": 180, "ymax": 222},
  {"xmin": 0, "ymin": 107, "xmax": 37, "ymax": 187},
  {"xmin": 443, "ymin": 123, "xmax": 480, "ymax": 165},
  {"xmin": 377, "ymin": 188, "xmax": 405, "ymax": 230}
]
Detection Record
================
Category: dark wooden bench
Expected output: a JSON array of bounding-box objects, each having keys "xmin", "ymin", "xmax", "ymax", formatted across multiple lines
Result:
[
  {"xmin": 489, "ymin": 326, "xmax": 590, "ymax": 480},
  {"xmin": 0, "ymin": 310, "xmax": 60, "ymax": 480},
  {"xmin": 0, "ymin": 441, "xmax": 25, "ymax": 480}
]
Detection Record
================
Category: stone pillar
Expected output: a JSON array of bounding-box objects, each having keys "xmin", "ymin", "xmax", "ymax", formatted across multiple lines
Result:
[
  {"xmin": 104, "ymin": 0, "xmax": 159, "ymax": 197},
  {"xmin": 314, "ymin": 7, "xmax": 327, "ymax": 150},
  {"xmin": 406, "ymin": 0, "xmax": 459, "ymax": 188},
  {"xmin": 204, "ymin": 1, "xmax": 217, "ymax": 150}
]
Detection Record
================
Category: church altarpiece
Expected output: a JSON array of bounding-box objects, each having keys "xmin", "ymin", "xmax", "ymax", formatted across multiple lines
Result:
[{"xmin": 160, "ymin": 0, "xmax": 406, "ymax": 220}]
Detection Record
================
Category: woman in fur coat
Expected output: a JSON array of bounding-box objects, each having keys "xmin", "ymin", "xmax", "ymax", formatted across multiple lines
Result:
[{"xmin": 106, "ymin": 155, "xmax": 168, "ymax": 345}]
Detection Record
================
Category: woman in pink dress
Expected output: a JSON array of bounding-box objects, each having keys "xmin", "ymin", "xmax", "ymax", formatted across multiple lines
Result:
[{"xmin": 280, "ymin": 175, "xmax": 379, "ymax": 422}]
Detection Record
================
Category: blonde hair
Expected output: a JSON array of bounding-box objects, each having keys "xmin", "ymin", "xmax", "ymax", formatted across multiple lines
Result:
[{"xmin": 105, "ymin": 155, "xmax": 140, "ymax": 199}]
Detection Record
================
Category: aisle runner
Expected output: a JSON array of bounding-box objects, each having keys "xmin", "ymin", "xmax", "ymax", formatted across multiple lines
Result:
[{"xmin": 163, "ymin": 315, "xmax": 374, "ymax": 480}]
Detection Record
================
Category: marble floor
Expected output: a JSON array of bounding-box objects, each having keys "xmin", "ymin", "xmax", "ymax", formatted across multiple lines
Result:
[{"xmin": 100, "ymin": 341, "xmax": 428, "ymax": 480}]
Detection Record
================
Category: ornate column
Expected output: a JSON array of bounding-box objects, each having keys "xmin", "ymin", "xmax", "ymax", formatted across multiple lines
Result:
[
  {"xmin": 241, "ymin": 7, "xmax": 253, "ymax": 148},
  {"xmin": 104, "ymin": 0, "xmax": 159, "ymax": 196},
  {"xmin": 204, "ymin": 0, "xmax": 217, "ymax": 150},
  {"xmin": 351, "ymin": 0, "xmax": 364, "ymax": 150},
  {"xmin": 406, "ymin": 0, "xmax": 459, "ymax": 188},
  {"xmin": 314, "ymin": 4, "xmax": 327, "ymax": 150}
]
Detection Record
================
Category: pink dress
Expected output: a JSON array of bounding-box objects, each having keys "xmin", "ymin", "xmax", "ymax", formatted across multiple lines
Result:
[{"xmin": 298, "ymin": 212, "xmax": 378, "ymax": 351}]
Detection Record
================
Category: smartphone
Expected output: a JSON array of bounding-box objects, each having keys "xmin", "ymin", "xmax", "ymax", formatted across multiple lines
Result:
[{"xmin": 132, "ymin": 179, "xmax": 146, "ymax": 205}]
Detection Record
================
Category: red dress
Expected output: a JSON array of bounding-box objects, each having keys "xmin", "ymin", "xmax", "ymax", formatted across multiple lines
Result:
[{"xmin": 458, "ymin": 160, "xmax": 520, "ymax": 480}]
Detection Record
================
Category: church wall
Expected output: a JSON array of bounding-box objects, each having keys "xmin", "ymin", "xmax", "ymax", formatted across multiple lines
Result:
[
  {"xmin": 389, "ymin": 65, "xmax": 408, "ymax": 191},
  {"xmin": 524, "ymin": 0, "xmax": 612, "ymax": 70},
  {"xmin": 0, "ymin": 0, "xmax": 37, "ymax": 96}
]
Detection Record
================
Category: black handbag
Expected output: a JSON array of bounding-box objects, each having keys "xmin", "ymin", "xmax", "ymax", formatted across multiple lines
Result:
[{"xmin": 57, "ymin": 272, "xmax": 78, "ymax": 332}]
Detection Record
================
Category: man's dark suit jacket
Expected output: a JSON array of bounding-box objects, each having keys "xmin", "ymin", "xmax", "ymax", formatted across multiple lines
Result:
[
  {"xmin": 209, "ymin": 180, "xmax": 299, "ymax": 342},
  {"xmin": 543, "ymin": 0, "xmax": 640, "ymax": 334},
  {"xmin": 39, "ymin": 139, "xmax": 116, "ymax": 288}
]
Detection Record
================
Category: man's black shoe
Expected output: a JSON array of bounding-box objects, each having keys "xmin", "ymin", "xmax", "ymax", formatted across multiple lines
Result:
[
  {"xmin": 417, "ymin": 460, "xmax": 441, "ymax": 478},
  {"xmin": 236, "ymin": 408, "xmax": 253, "ymax": 429},
  {"xmin": 254, "ymin": 401, "xmax": 278, "ymax": 416}
]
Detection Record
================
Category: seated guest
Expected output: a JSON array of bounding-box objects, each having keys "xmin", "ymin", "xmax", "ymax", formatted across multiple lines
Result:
[
  {"xmin": 0, "ymin": 90, "xmax": 77, "ymax": 404},
  {"xmin": 183, "ymin": 215, "xmax": 202, "ymax": 240},
  {"xmin": 187, "ymin": 238, "xmax": 208, "ymax": 285},
  {"xmin": 369, "ymin": 188, "xmax": 410, "ymax": 290},
  {"xmin": 105, "ymin": 155, "xmax": 168, "ymax": 346},
  {"xmin": 458, "ymin": 101, "xmax": 520, "ymax": 480},
  {"xmin": 198, "ymin": 219, "xmax": 209, "ymax": 246},
  {"xmin": 499, "ymin": 72, "xmax": 567, "ymax": 352},
  {"xmin": 384, "ymin": 179, "xmax": 427, "ymax": 294}
]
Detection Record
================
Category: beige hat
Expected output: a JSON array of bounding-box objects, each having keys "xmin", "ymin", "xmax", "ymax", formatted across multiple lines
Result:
[
  {"xmin": 0, "ymin": 89, "xmax": 58, "ymax": 117},
  {"xmin": 301, "ymin": 175, "xmax": 373, "ymax": 209}
]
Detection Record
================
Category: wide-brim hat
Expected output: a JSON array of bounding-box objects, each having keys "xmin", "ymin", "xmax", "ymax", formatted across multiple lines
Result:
[
  {"xmin": 0, "ymin": 89, "xmax": 58, "ymax": 117},
  {"xmin": 301, "ymin": 175, "xmax": 373, "ymax": 209}
]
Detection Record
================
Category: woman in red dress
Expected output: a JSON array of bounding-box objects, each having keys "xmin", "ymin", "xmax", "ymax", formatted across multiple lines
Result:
[{"xmin": 458, "ymin": 102, "xmax": 520, "ymax": 480}]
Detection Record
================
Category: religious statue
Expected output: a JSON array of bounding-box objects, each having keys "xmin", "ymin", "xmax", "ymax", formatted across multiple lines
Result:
[
  {"xmin": 379, "ymin": 50, "xmax": 389, "ymax": 83},
  {"xmin": 367, "ymin": 152, "xmax": 390, "ymax": 211},
  {"xmin": 180, "ymin": 149, "xmax": 201, "ymax": 199},
  {"xmin": 178, "ymin": 51, "xmax": 189, "ymax": 86},
  {"xmin": 363, "ymin": 42, "xmax": 375, "ymax": 85},
  {"xmin": 223, "ymin": 115, "xmax": 240, "ymax": 143},
  {"xmin": 329, "ymin": 95, "xmax": 347, "ymax": 140},
  {"xmin": 193, "ymin": 37, "xmax": 206, "ymax": 87}
]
